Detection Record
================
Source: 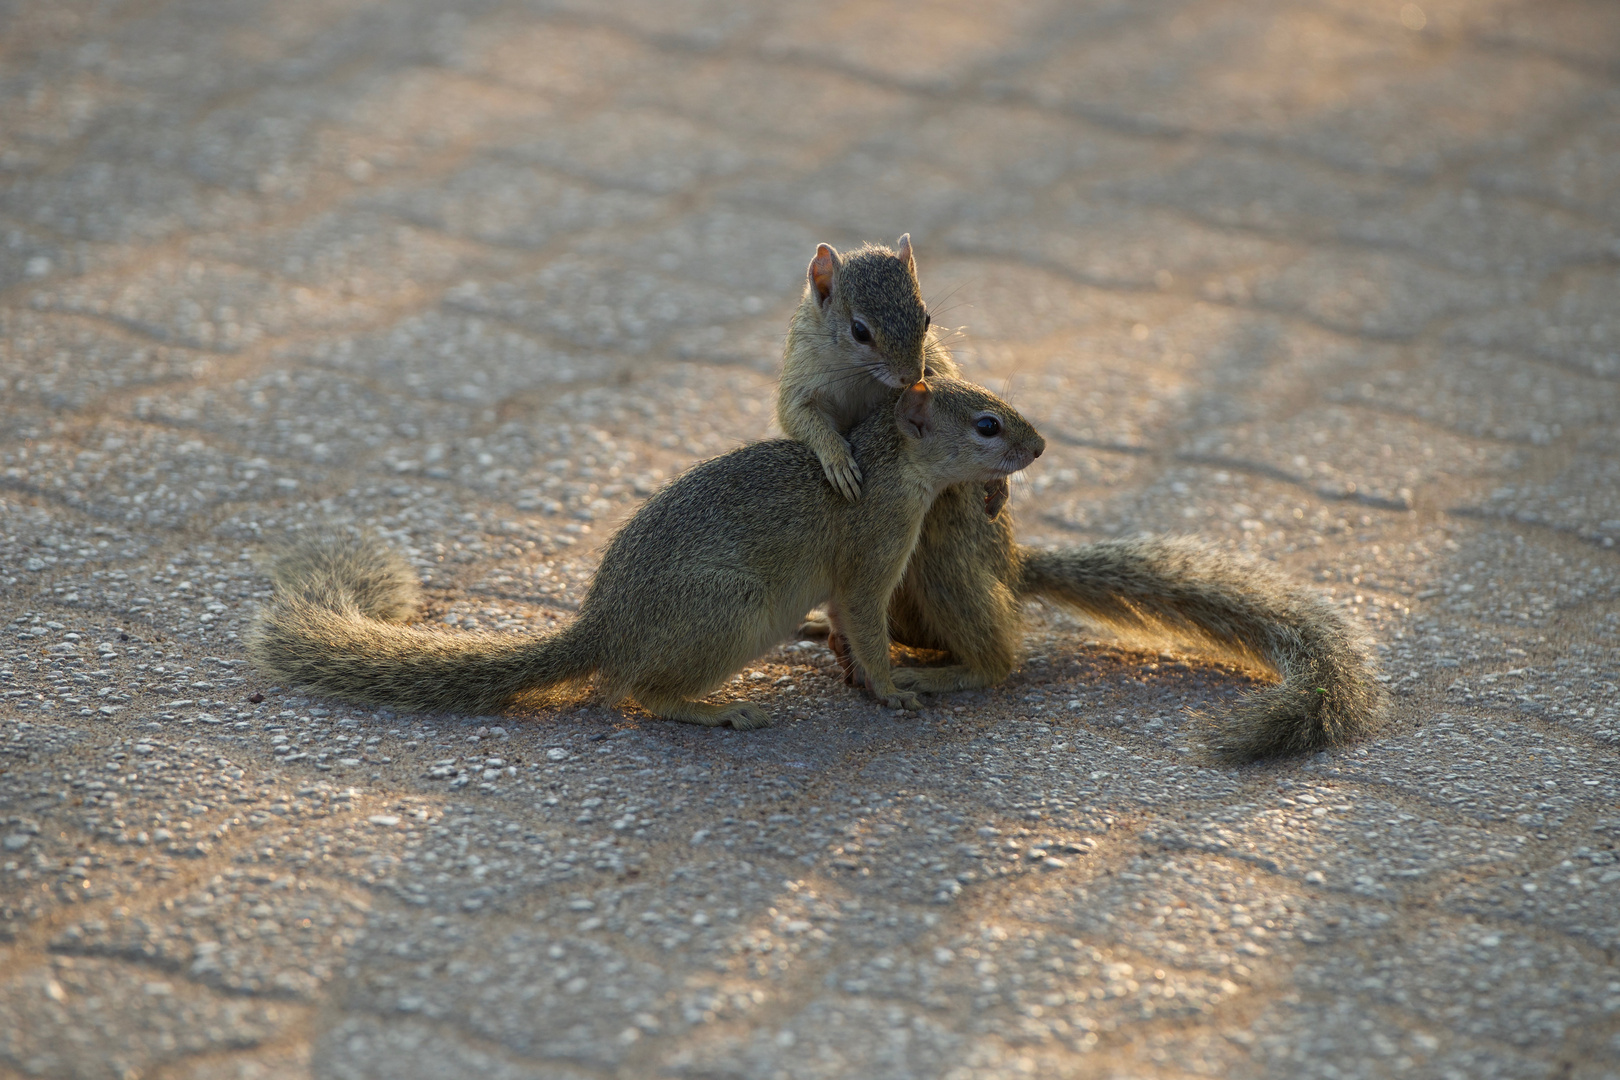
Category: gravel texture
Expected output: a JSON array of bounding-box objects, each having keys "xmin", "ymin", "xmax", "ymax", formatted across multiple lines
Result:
[{"xmin": 2, "ymin": 1, "xmax": 1618, "ymax": 1077}]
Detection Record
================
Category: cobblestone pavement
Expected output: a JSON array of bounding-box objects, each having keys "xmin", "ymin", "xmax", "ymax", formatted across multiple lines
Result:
[{"xmin": 2, "ymin": 1, "xmax": 1619, "ymax": 1077}]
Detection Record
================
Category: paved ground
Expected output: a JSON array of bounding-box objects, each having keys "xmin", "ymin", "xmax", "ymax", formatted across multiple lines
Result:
[{"xmin": 2, "ymin": 1, "xmax": 1618, "ymax": 1077}]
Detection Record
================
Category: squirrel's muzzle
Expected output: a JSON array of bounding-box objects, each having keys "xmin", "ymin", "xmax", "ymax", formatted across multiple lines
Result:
[{"xmin": 996, "ymin": 444, "xmax": 1042, "ymax": 476}]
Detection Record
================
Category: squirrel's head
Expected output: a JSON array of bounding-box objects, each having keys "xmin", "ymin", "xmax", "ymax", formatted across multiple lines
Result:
[
  {"xmin": 893, "ymin": 376, "xmax": 1044, "ymax": 488},
  {"xmin": 804, "ymin": 235, "xmax": 932, "ymax": 388}
]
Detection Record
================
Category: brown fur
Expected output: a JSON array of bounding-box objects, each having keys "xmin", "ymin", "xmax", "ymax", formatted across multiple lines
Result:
[
  {"xmin": 249, "ymin": 379, "xmax": 1044, "ymax": 728},
  {"xmin": 778, "ymin": 235, "xmax": 959, "ymax": 501},
  {"xmin": 263, "ymin": 534, "xmax": 422, "ymax": 622},
  {"xmin": 778, "ymin": 237, "xmax": 1389, "ymax": 761},
  {"xmin": 1015, "ymin": 538, "xmax": 1386, "ymax": 759}
]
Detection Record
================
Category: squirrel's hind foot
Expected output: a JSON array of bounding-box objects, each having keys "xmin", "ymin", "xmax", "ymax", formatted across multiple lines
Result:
[
  {"xmin": 636, "ymin": 693, "xmax": 773, "ymax": 731},
  {"xmin": 875, "ymin": 689, "xmax": 922, "ymax": 711},
  {"xmin": 796, "ymin": 612, "xmax": 832, "ymax": 639},
  {"xmin": 892, "ymin": 664, "xmax": 997, "ymax": 694},
  {"xmin": 720, "ymin": 702, "xmax": 772, "ymax": 730}
]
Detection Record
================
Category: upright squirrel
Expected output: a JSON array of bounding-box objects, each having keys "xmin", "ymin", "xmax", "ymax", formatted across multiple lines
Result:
[
  {"xmin": 779, "ymin": 234, "xmax": 1010, "ymax": 515},
  {"xmin": 780, "ymin": 237, "xmax": 1387, "ymax": 760},
  {"xmin": 249, "ymin": 378, "xmax": 1044, "ymax": 727}
]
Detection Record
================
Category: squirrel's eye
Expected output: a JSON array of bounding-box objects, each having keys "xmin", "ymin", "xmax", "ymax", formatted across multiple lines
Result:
[
  {"xmin": 974, "ymin": 416, "xmax": 1002, "ymax": 438},
  {"xmin": 851, "ymin": 319, "xmax": 873, "ymax": 345}
]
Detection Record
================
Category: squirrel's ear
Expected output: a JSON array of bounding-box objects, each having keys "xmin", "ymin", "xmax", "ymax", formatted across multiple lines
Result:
[
  {"xmin": 895, "ymin": 233, "xmax": 915, "ymax": 275},
  {"xmin": 896, "ymin": 379, "xmax": 934, "ymax": 439},
  {"xmin": 809, "ymin": 243, "xmax": 840, "ymax": 306}
]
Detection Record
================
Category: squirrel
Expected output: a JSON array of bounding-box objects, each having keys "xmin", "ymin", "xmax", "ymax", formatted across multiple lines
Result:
[
  {"xmin": 248, "ymin": 377, "xmax": 1045, "ymax": 728},
  {"xmin": 776, "ymin": 236, "xmax": 1388, "ymax": 760},
  {"xmin": 778, "ymin": 235, "xmax": 1011, "ymax": 516}
]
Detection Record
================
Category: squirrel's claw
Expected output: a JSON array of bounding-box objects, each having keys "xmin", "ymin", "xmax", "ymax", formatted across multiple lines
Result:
[
  {"xmin": 878, "ymin": 689, "xmax": 923, "ymax": 711},
  {"xmin": 823, "ymin": 454, "xmax": 863, "ymax": 501}
]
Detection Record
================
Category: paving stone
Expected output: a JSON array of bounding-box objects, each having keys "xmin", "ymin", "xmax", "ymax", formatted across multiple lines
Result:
[
  {"xmin": 1284, "ymin": 912, "xmax": 1620, "ymax": 1052},
  {"xmin": 1470, "ymin": 96, "xmax": 1620, "ymax": 226},
  {"xmin": 620, "ymin": 54, "xmax": 916, "ymax": 150},
  {"xmin": 760, "ymin": 0, "xmax": 1063, "ymax": 91},
  {"xmin": 1180, "ymin": 404, "xmax": 1508, "ymax": 510},
  {"xmin": 316, "ymin": 1015, "xmax": 596, "ymax": 1080},
  {"xmin": 1445, "ymin": 265, "xmax": 1620, "ymax": 379},
  {"xmin": 1308, "ymin": 714, "xmax": 1620, "ymax": 830},
  {"xmin": 1121, "ymin": 149, "xmax": 1620, "ymax": 276},
  {"xmin": 1146, "ymin": 794, "xmax": 1530, "ymax": 901},
  {"xmin": 0, "ymin": 956, "xmax": 302, "ymax": 1079},
  {"xmin": 946, "ymin": 201, "xmax": 1301, "ymax": 293},
  {"xmin": 53, "ymin": 871, "xmax": 373, "ymax": 999},
  {"xmin": 0, "ymin": 417, "xmax": 330, "ymax": 530},
  {"xmin": 543, "ymin": 0, "xmax": 765, "ymax": 49},
  {"xmin": 1466, "ymin": 451, "xmax": 1620, "ymax": 549},
  {"xmin": 367, "ymin": 159, "xmax": 670, "ymax": 251},
  {"xmin": 0, "ymin": 309, "xmax": 219, "ymax": 412},
  {"xmin": 505, "ymin": 109, "xmax": 763, "ymax": 197},
  {"xmin": 1441, "ymin": 832, "xmax": 1620, "ymax": 954},
  {"xmin": 1011, "ymin": 2, "xmax": 1604, "ymax": 178},
  {"xmin": 1323, "ymin": 346, "xmax": 1620, "ymax": 447}
]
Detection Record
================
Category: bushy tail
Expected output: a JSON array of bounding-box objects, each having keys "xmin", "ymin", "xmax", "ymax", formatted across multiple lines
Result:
[
  {"xmin": 249, "ymin": 536, "xmax": 594, "ymax": 715},
  {"xmin": 264, "ymin": 534, "xmax": 424, "ymax": 622},
  {"xmin": 1017, "ymin": 537, "xmax": 1387, "ymax": 761}
]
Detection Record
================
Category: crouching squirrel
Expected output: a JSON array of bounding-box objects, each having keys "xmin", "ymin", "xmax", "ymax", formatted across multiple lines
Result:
[
  {"xmin": 779, "ymin": 236, "xmax": 1388, "ymax": 760},
  {"xmin": 249, "ymin": 378, "xmax": 1044, "ymax": 728}
]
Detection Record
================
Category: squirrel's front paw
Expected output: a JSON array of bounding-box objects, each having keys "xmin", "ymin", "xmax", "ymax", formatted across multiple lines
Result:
[
  {"xmin": 821, "ymin": 453, "xmax": 863, "ymax": 502},
  {"xmin": 876, "ymin": 689, "xmax": 922, "ymax": 712},
  {"xmin": 983, "ymin": 477, "xmax": 1010, "ymax": 518}
]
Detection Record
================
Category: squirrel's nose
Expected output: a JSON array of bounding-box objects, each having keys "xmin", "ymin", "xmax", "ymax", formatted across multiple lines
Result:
[{"xmin": 1031, "ymin": 438, "xmax": 1045, "ymax": 458}]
